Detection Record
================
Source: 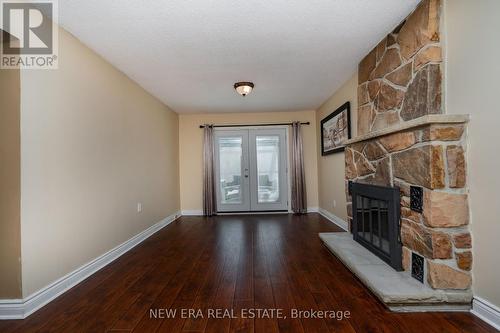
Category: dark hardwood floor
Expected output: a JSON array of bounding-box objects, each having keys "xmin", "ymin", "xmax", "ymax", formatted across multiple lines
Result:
[{"xmin": 0, "ymin": 214, "xmax": 496, "ymax": 333}]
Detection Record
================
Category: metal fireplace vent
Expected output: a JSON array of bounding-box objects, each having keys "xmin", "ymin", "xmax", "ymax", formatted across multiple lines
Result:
[{"xmin": 351, "ymin": 183, "xmax": 402, "ymax": 271}]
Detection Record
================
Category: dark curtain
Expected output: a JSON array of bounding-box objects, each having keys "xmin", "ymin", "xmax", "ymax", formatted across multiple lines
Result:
[
  {"xmin": 202, "ymin": 125, "xmax": 217, "ymax": 216},
  {"xmin": 291, "ymin": 122, "xmax": 307, "ymax": 214}
]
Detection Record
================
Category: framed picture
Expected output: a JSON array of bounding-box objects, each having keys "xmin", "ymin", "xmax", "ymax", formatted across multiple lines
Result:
[{"xmin": 321, "ymin": 101, "xmax": 351, "ymax": 155}]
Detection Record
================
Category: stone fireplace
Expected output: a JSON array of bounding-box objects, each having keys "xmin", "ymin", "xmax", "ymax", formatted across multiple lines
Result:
[
  {"xmin": 345, "ymin": 116, "xmax": 471, "ymax": 291},
  {"xmin": 345, "ymin": 0, "xmax": 472, "ymax": 293}
]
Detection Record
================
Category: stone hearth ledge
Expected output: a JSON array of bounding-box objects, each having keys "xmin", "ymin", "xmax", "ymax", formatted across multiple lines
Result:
[
  {"xmin": 345, "ymin": 114, "xmax": 470, "ymax": 145},
  {"xmin": 319, "ymin": 232, "xmax": 472, "ymax": 312}
]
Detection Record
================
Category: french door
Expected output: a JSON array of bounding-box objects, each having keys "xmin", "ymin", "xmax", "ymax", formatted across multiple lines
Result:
[{"xmin": 214, "ymin": 128, "xmax": 288, "ymax": 212}]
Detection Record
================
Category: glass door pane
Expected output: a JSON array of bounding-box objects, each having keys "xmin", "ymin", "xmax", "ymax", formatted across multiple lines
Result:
[
  {"xmin": 214, "ymin": 130, "xmax": 250, "ymax": 212},
  {"xmin": 256, "ymin": 136, "xmax": 280, "ymax": 203},
  {"xmin": 249, "ymin": 128, "xmax": 288, "ymax": 211},
  {"xmin": 219, "ymin": 137, "xmax": 243, "ymax": 204}
]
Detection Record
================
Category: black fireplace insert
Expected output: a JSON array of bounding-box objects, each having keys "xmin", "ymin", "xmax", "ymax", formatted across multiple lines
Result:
[{"xmin": 351, "ymin": 182, "xmax": 402, "ymax": 271}]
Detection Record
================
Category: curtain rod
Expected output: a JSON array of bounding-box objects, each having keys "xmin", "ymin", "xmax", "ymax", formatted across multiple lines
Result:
[{"xmin": 199, "ymin": 122, "xmax": 310, "ymax": 128}]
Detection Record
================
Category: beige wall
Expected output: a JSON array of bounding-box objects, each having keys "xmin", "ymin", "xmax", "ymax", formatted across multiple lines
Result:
[
  {"xmin": 444, "ymin": 0, "xmax": 500, "ymax": 307},
  {"xmin": 179, "ymin": 110, "xmax": 318, "ymax": 211},
  {"xmin": 316, "ymin": 74, "xmax": 358, "ymax": 221},
  {"xmin": 19, "ymin": 28, "xmax": 180, "ymax": 297},
  {"xmin": 0, "ymin": 42, "xmax": 22, "ymax": 298}
]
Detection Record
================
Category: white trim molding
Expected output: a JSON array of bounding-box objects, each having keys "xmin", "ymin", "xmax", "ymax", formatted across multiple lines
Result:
[
  {"xmin": 0, "ymin": 300, "xmax": 24, "ymax": 320},
  {"xmin": 318, "ymin": 208, "xmax": 349, "ymax": 231},
  {"xmin": 472, "ymin": 297, "xmax": 500, "ymax": 330},
  {"xmin": 181, "ymin": 210, "xmax": 204, "ymax": 216},
  {"xmin": 182, "ymin": 210, "xmax": 322, "ymax": 216},
  {"xmin": 0, "ymin": 211, "xmax": 181, "ymax": 320}
]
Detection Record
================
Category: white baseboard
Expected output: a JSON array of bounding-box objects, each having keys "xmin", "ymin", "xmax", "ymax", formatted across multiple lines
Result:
[
  {"xmin": 0, "ymin": 211, "xmax": 181, "ymax": 320},
  {"xmin": 318, "ymin": 208, "xmax": 349, "ymax": 231},
  {"xmin": 181, "ymin": 210, "xmax": 204, "ymax": 216},
  {"xmin": 472, "ymin": 297, "xmax": 500, "ymax": 330},
  {"xmin": 0, "ymin": 299, "xmax": 23, "ymax": 320},
  {"xmin": 181, "ymin": 210, "xmax": 321, "ymax": 215}
]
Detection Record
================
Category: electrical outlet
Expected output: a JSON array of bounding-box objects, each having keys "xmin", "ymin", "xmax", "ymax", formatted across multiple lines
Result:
[
  {"xmin": 137, "ymin": 202, "xmax": 143, "ymax": 213},
  {"xmin": 333, "ymin": 200, "xmax": 337, "ymax": 208}
]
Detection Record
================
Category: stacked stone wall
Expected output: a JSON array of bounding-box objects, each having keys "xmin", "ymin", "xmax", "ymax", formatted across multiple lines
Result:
[
  {"xmin": 358, "ymin": 0, "xmax": 442, "ymax": 135},
  {"xmin": 349, "ymin": 0, "xmax": 472, "ymax": 290}
]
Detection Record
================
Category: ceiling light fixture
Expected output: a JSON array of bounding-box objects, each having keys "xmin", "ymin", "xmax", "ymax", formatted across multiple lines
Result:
[{"xmin": 234, "ymin": 82, "xmax": 254, "ymax": 97}]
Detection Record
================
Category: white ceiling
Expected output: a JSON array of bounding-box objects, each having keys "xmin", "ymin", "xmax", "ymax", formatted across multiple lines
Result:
[{"xmin": 58, "ymin": 1, "xmax": 419, "ymax": 114}]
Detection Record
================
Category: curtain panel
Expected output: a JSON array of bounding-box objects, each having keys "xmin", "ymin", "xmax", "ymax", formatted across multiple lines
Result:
[
  {"xmin": 202, "ymin": 125, "xmax": 217, "ymax": 216},
  {"xmin": 291, "ymin": 122, "xmax": 307, "ymax": 214}
]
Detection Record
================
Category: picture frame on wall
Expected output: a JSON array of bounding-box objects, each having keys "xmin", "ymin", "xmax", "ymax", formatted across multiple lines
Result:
[{"xmin": 320, "ymin": 101, "xmax": 351, "ymax": 155}]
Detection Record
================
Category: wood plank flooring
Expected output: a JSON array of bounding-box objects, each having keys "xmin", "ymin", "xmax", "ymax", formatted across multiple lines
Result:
[{"xmin": 0, "ymin": 214, "xmax": 496, "ymax": 333}]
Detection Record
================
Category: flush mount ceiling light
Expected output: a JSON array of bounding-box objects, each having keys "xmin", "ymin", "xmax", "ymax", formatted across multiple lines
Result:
[{"xmin": 234, "ymin": 82, "xmax": 254, "ymax": 97}]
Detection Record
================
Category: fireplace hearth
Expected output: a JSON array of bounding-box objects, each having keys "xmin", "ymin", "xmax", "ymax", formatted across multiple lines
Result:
[{"xmin": 351, "ymin": 182, "xmax": 402, "ymax": 271}]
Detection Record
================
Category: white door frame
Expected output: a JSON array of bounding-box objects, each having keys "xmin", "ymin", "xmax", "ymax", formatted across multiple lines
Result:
[{"xmin": 214, "ymin": 126, "xmax": 290, "ymax": 213}]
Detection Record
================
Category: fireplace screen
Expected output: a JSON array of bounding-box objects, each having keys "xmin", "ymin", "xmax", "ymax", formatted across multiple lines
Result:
[{"xmin": 351, "ymin": 182, "xmax": 402, "ymax": 271}]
